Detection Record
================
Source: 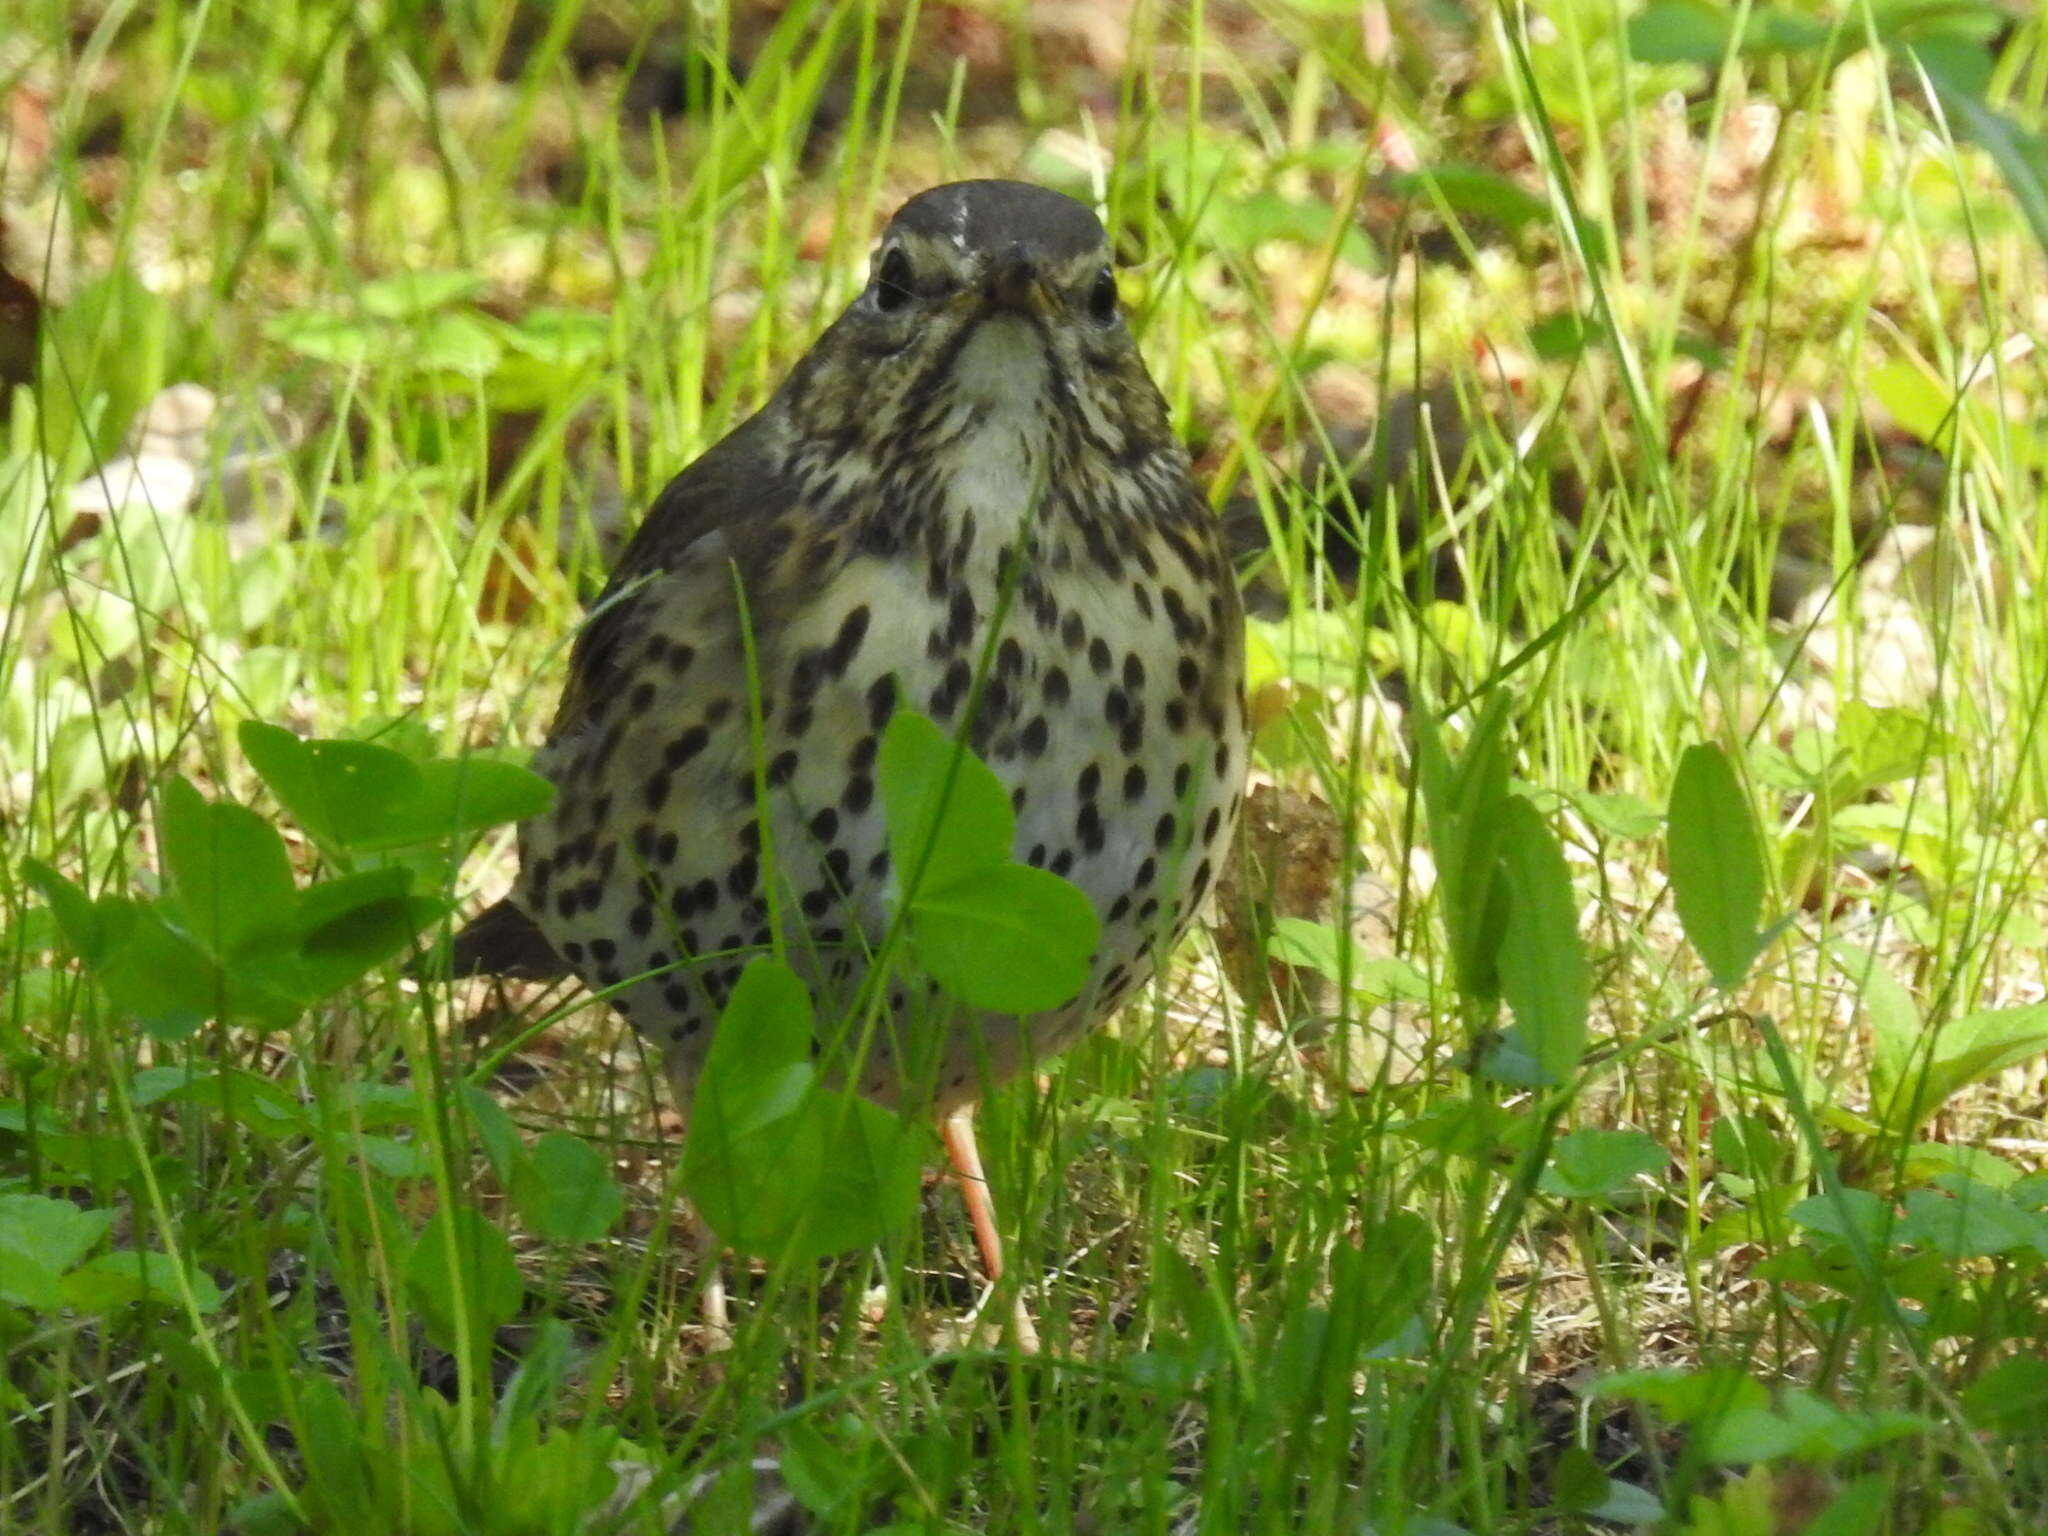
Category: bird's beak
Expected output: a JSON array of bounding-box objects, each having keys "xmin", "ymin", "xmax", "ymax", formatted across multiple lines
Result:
[{"xmin": 984, "ymin": 247, "xmax": 1052, "ymax": 316}]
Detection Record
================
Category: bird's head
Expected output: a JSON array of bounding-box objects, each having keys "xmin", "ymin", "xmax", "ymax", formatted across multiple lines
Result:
[{"xmin": 787, "ymin": 180, "xmax": 1173, "ymax": 468}]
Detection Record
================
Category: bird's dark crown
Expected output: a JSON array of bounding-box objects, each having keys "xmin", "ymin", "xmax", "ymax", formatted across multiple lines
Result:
[{"xmin": 885, "ymin": 180, "xmax": 1108, "ymax": 265}]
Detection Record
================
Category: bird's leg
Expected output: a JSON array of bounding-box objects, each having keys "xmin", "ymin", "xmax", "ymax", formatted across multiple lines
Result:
[
  {"xmin": 939, "ymin": 1106, "xmax": 1039, "ymax": 1352},
  {"xmin": 692, "ymin": 1210, "xmax": 732, "ymax": 1351}
]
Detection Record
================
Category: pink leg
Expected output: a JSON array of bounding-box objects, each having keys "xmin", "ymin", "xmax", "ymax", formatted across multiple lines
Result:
[{"xmin": 940, "ymin": 1107, "xmax": 1039, "ymax": 1350}]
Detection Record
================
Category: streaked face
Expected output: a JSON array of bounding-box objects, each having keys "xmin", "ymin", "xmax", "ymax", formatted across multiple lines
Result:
[{"xmin": 792, "ymin": 181, "xmax": 1172, "ymax": 466}]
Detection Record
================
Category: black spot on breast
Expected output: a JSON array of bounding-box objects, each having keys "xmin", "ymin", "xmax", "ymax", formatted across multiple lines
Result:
[
  {"xmin": 1060, "ymin": 612, "xmax": 1085, "ymax": 651},
  {"xmin": 1215, "ymin": 743, "xmax": 1231, "ymax": 778},
  {"xmin": 867, "ymin": 675, "xmax": 897, "ymax": 730},
  {"xmin": 768, "ymin": 750, "xmax": 798, "ymax": 786},
  {"xmin": 802, "ymin": 887, "xmax": 832, "ymax": 917},
  {"xmin": 1132, "ymin": 582, "xmax": 1154, "ymax": 620},
  {"xmin": 868, "ymin": 849, "xmax": 891, "ymax": 878},
  {"xmin": 1026, "ymin": 843, "xmax": 1047, "ymax": 867},
  {"xmin": 644, "ymin": 770, "xmax": 672, "ymax": 813},
  {"xmin": 1192, "ymin": 859, "xmax": 1213, "ymax": 898},
  {"xmin": 1153, "ymin": 812, "xmax": 1176, "ymax": 849},
  {"xmin": 1177, "ymin": 656, "xmax": 1201, "ymax": 692},
  {"xmin": 785, "ymin": 704, "xmax": 814, "ymax": 737},
  {"xmin": 997, "ymin": 637, "xmax": 1024, "ymax": 676},
  {"xmin": 1123, "ymin": 765, "xmax": 1148, "ymax": 801},
  {"xmin": 1165, "ymin": 699, "xmax": 1188, "ymax": 733},
  {"xmin": 629, "ymin": 905, "xmax": 653, "ymax": 937},
  {"xmin": 656, "ymin": 831, "xmax": 679, "ymax": 864},
  {"xmin": 1078, "ymin": 763, "xmax": 1101, "ymax": 801},
  {"xmin": 1050, "ymin": 849, "xmax": 1075, "ymax": 876},
  {"xmin": 1088, "ymin": 637, "xmax": 1113, "ymax": 676},
  {"xmin": 1134, "ymin": 856, "xmax": 1156, "ymax": 888},
  {"xmin": 1120, "ymin": 711, "xmax": 1144, "ymax": 756},
  {"xmin": 1107, "ymin": 894, "xmax": 1130, "ymax": 922},
  {"xmin": 946, "ymin": 589, "xmax": 976, "ymax": 647},
  {"xmin": 844, "ymin": 776, "xmax": 874, "ymax": 814},
  {"xmin": 589, "ymin": 938, "xmax": 616, "ymax": 964},
  {"xmin": 629, "ymin": 680, "xmax": 655, "ymax": 713},
  {"xmin": 1043, "ymin": 667, "xmax": 1071, "ymax": 706},
  {"xmin": 1173, "ymin": 763, "xmax": 1192, "ymax": 797},
  {"xmin": 1204, "ymin": 807, "xmax": 1222, "ymax": 843},
  {"xmin": 1077, "ymin": 804, "xmax": 1105, "ymax": 853},
  {"xmin": 1020, "ymin": 715, "xmax": 1049, "ymax": 757},
  {"xmin": 727, "ymin": 856, "xmax": 758, "ymax": 897},
  {"xmin": 563, "ymin": 940, "xmax": 585, "ymax": 964},
  {"xmin": 830, "ymin": 606, "xmax": 872, "ymax": 673},
  {"xmin": 1122, "ymin": 653, "xmax": 1145, "ymax": 691},
  {"xmin": 810, "ymin": 807, "xmax": 840, "ymax": 841},
  {"xmin": 1137, "ymin": 897, "xmax": 1159, "ymax": 923},
  {"xmin": 705, "ymin": 698, "xmax": 733, "ymax": 726},
  {"xmin": 1012, "ymin": 785, "xmax": 1027, "ymax": 812},
  {"xmin": 666, "ymin": 725, "xmax": 709, "ymax": 769}
]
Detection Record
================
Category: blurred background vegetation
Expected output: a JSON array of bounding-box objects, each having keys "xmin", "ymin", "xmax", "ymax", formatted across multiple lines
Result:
[{"xmin": 6, "ymin": 1, "xmax": 2048, "ymax": 1532}]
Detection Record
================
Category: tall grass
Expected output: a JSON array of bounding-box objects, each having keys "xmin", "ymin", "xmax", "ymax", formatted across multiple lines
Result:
[{"xmin": 4, "ymin": 1, "xmax": 2048, "ymax": 1530}]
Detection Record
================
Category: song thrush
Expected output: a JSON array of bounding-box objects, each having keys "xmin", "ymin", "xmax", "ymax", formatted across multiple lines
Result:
[{"xmin": 453, "ymin": 179, "xmax": 1247, "ymax": 1310}]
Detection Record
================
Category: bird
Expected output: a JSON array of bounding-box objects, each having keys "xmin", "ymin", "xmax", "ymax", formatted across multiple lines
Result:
[{"xmin": 451, "ymin": 179, "xmax": 1247, "ymax": 1328}]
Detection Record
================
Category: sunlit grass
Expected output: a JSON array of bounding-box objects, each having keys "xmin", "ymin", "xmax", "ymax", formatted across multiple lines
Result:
[{"xmin": 5, "ymin": 0, "xmax": 2048, "ymax": 1530}]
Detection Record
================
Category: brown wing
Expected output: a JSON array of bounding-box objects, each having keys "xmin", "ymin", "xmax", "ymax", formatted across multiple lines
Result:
[{"xmin": 547, "ymin": 402, "xmax": 797, "ymax": 742}]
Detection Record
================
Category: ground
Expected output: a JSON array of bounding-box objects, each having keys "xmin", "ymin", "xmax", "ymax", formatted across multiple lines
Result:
[{"xmin": 3, "ymin": 2, "xmax": 2047, "ymax": 1532}]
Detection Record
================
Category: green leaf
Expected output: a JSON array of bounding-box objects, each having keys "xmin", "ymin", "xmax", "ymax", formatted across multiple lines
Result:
[
  {"xmin": 684, "ymin": 960, "xmax": 824, "ymax": 1252},
  {"xmin": 1960, "ymin": 1355, "xmax": 2048, "ymax": 1435},
  {"xmin": 1919, "ymin": 1003, "xmax": 2048, "ymax": 1118},
  {"xmin": 1627, "ymin": 1, "xmax": 1831, "ymax": 65},
  {"xmin": 798, "ymin": 1097, "xmax": 928, "ymax": 1260},
  {"xmin": 1896, "ymin": 1185, "xmax": 2048, "ymax": 1259},
  {"xmin": 158, "ymin": 778, "xmax": 298, "ymax": 959},
  {"xmin": 1549, "ymin": 1446, "xmax": 1609, "ymax": 1514},
  {"xmin": 39, "ymin": 270, "xmax": 169, "ymax": 467},
  {"xmin": 1826, "ymin": 941, "xmax": 1923, "ymax": 1130},
  {"xmin": 1626, "ymin": 0, "xmax": 1733, "ymax": 63},
  {"xmin": 1415, "ymin": 695, "xmax": 1513, "ymax": 1006},
  {"xmin": 516, "ymin": 1132, "xmax": 625, "ymax": 1244},
  {"xmin": 404, "ymin": 1205, "xmax": 526, "ymax": 1349},
  {"xmin": 1496, "ymin": 796, "xmax": 1588, "ymax": 1083},
  {"xmin": 61, "ymin": 1249, "xmax": 223, "ymax": 1314},
  {"xmin": 1541, "ymin": 1128, "xmax": 1668, "ymax": 1199},
  {"xmin": 1865, "ymin": 359, "xmax": 1956, "ymax": 448},
  {"xmin": 357, "ymin": 270, "xmax": 485, "ymax": 320},
  {"xmin": 907, "ymin": 864, "xmax": 1098, "ymax": 1013},
  {"xmin": 1698, "ymin": 1389, "xmax": 1926, "ymax": 1465},
  {"xmin": 240, "ymin": 722, "xmax": 552, "ymax": 853},
  {"xmin": 265, "ymin": 310, "xmax": 379, "ymax": 365},
  {"xmin": 877, "ymin": 708, "xmax": 1014, "ymax": 893},
  {"xmin": 22, "ymin": 860, "xmax": 107, "ymax": 963},
  {"xmin": 683, "ymin": 961, "xmax": 927, "ymax": 1263},
  {"xmin": 1667, "ymin": 744, "xmax": 1765, "ymax": 989},
  {"xmin": 1387, "ymin": 164, "xmax": 1549, "ymax": 230},
  {"xmin": 0, "ymin": 1194, "xmax": 111, "ymax": 1305},
  {"xmin": 411, "ymin": 310, "xmax": 504, "ymax": 375},
  {"xmin": 1787, "ymin": 1187, "xmax": 1891, "ymax": 1248}
]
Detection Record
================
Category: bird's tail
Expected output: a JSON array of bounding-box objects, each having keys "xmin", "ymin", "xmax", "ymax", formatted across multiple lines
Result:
[{"xmin": 443, "ymin": 897, "xmax": 570, "ymax": 981}]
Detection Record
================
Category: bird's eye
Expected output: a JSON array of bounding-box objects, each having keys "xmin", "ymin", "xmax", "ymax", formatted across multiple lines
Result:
[
  {"xmin": 1088, "ymin": 267, "xmax": 1119, "ymax": 322},
  {"xmin": 874, "ymin": 247, "xmax": 914, "ymax": 313}
]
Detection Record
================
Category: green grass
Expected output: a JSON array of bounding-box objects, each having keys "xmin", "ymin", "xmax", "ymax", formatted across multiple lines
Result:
[{"xmin": 6, "ymin": 1, "xmax": 2048, "ymax": 1531}]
